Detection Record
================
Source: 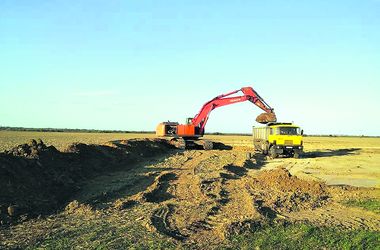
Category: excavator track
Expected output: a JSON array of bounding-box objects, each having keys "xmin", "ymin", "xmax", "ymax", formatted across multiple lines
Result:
[
  {"xmin": 200, "ymin": 140, "xmax": 213, "ymax": 150},
  {"xmin": 170, "ymin": 138, "xmax": 187, "ymax": 150},
  {"xmin": 169, "ymin": 139, "xmax": 213, "ymax": 150}
]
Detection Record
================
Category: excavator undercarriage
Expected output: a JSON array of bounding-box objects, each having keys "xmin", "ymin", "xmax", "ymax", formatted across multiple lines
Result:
[{"xmin": 169, "ymin": 138, "xmax": 213, "ymax": 150}]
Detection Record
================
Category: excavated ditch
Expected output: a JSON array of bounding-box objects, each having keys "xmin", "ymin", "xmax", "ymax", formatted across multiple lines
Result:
[{"xmin": 0, "ymin": 138, "xmax": 174, "ymax": 224}]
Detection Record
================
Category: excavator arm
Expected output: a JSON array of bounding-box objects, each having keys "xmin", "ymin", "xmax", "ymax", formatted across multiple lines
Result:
[
  {"xmin": 156, "ymin": 86, "xmax": 276, "ymax": 143},
  {"xmin": 191, "ymin": 87, "xmax": 276, "ymax": 135}
]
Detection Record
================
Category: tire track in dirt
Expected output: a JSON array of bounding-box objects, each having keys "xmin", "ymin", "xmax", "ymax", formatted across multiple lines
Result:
[
  {"xmin": 143, "ymin": 172, "xmax": 178, "ymax": 203},
  {"xmin": 142, "ymin": 151, "xmax": 210, "ymax": 241},
  {"xmin": 142, "ymin": 150, "xmax": 231, "ymax": 244},
  {"xmin": 151, "ymin": 204, "xmax": 187, "ymax": 240},
  {"xmin": 144, "ymin": 149, "xmax": 380, "ymax": 247},
  {"xmin": 147, "ymin": 150, "xmax": 258, "ymax": 245}
]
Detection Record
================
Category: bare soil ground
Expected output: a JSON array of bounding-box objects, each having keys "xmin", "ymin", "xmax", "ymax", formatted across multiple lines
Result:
[{"xmin": 0, "ymin": 134, "xmax": 379, "ymax": 249}]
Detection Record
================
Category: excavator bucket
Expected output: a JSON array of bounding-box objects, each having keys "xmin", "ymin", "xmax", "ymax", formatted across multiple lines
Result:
[{"xmin": 256, "ymin": 112, "xmax": 277, "ymax": 124}]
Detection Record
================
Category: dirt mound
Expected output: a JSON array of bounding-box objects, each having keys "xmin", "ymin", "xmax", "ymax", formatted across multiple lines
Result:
[
  {"xmin": 64, "ymin": 200, "xmax": 95, "ymax": 216},
  {"xmin": 104, "ymin": 139, "xmax": 172, "ymax": 157},
  {"xmin": 256, "ymin": 168, "xmax": 326, "ymax": 196},
  {"xmin": 6, "ymin": 139, "xmax": 51, "ymax": 158},
  {"xmin": 0, "ymin": 138, "xmax": 174, "ymax": 224},
  {"xmin": 247, "ymin": 168, "xmax": 329, "ymax": 213}
]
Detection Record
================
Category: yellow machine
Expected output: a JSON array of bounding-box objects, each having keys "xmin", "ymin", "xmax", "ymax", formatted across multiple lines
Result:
[{"xmin": 253, "ymin": 122, "xmax": 303, "ymax": 158}]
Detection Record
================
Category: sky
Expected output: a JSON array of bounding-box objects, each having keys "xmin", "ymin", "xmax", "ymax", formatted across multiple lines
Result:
[{"xmin": 0, "ymin": 0, "xmax": 379, "ymax": 135}]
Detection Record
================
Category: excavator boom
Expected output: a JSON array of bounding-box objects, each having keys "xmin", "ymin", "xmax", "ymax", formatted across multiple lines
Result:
[
  {"xmin": 156, "ymin": 86, "xmax": 276, "ymax": 149},
  {"xmin": 192, "ymin": 87, "xmax": 275, "ymax": 135}
]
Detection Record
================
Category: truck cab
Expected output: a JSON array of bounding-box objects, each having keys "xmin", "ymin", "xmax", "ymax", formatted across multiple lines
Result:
[{"xmin": 253, "ymin": 122, "xmax": 303, "ymax": 158}]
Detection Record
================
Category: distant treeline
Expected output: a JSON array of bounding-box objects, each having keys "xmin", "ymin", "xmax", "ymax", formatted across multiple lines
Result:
[
  {"xmin": 0, "ymin": 127, "xmax": 154, "ymax": 134},
  {"xmin": 303, "ymin": 134, "xmax": 380, "ymax": 138},
  {"xmin": 0, "ymin": 127, "xmax": 248, "ymax": 135},
  {"xmin": 0, "ymin": 127, "xmax": 378, "ymax": 137}
]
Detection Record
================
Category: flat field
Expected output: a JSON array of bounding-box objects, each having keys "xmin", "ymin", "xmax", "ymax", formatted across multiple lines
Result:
[
  {"xmin": 0, "ymin": 131, "xmax": 156, "ymax": 151},
  {"xmin": 1, "ymin": 131, "xmax": 379, "ymax": 188},
  {"xmin": 0, "ymin": 131, "xmax": 379, "ymax": 249}
]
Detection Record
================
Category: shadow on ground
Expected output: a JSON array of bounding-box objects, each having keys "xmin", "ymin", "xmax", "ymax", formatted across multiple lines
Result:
[
  {"xmin": 185, "ymin": 141, "xmax": 233, "ymax": 150},
  {"xmin": 244, "ymin": 154, "xmax": 268, "ymax": 170},
  {"xmin": 221, "ymin": 154, "xmax": 268, "ymax": 180},
  {"xmin": 76, "ymin": 165, "xmax": 182, "ymax": 209},
  {"xmin": 212, "ymin": 142, "xmax": 233, "ymax": 150},
  {"xmin": 303, "ymin": 148, "xmax": 360, "ymax": 158}
]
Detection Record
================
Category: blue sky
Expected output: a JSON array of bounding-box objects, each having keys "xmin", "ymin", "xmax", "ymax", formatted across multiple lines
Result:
[{"xmin": 1, "ymin": 1, "xmax": 379, "ymax": 135}]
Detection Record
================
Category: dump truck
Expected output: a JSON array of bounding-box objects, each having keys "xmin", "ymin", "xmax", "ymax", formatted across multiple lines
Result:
[{"xmin": 253, "ymin": 122, "xmax": 303, "ymax": 158}]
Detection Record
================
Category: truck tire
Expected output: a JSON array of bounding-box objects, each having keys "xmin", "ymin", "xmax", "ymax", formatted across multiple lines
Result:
[
  {"xmin": 269, "ymin": 146, "xmax": 278, "ymax": 159},
  {"xmin": 294, "ymin": 152, "xmax": 300, "ymax": 159}
]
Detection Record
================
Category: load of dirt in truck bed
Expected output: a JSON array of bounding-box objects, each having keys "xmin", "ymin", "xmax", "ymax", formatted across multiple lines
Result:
[
  {"xmin": 256, "ymin": 112, "xmax": 277, "ymax": 124},
  {"xmin": 0, "ymin": 138, "xmax": 174, "ymax": 224}
]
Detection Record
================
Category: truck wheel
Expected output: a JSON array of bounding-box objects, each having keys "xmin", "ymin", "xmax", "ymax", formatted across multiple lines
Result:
[
  {"xmin": 269, "ymin": 146, "xmax": 278, "ymax": 159},
  {"xmin": 294, "ymin": 152, "xmax": 300, "ymax": 159}
]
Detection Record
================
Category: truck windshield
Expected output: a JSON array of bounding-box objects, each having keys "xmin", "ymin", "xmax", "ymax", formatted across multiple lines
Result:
[{"xmin": 277, "ymin": 127, "xmax": 300, "ymax": 135}]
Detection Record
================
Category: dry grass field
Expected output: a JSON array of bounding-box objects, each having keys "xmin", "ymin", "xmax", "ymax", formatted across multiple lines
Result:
[
  {"xmin": 0, "ymin": 131, "xmax": 379, "ymax": 249},
  {"xmin": 0, "ymin": 131, "xmax": 157, "ymax": 151},
  {"xmin": 1, "ymin": 131, "xmax": 379, "ymax": 188}
]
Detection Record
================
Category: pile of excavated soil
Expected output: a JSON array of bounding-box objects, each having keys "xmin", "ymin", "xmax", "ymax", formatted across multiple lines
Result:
[
  {"xmin": 0, "ymin": 138, "xmax": 173, "ymax": 224},
  {"xmin": 246, "ymin": 168, "xmax": 329, "ymax": 213}
]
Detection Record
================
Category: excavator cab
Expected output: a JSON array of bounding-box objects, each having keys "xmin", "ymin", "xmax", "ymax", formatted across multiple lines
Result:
[{"xmin": 186, "ymin": 118, "xmax": 193, "ymax": 125}]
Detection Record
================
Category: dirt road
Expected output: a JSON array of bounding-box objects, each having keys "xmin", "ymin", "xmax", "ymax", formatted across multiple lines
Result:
[
  {"xmin": 131, "ymin": 149, "xmax": 379, "ymax": 247},
  {"xmin": 1, "ymin": 140, "xmax": 379, "ymax": 249}
]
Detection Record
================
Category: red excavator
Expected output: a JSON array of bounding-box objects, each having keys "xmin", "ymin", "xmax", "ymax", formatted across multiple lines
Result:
[{"xmin": 156, "ymin": 86, "xmax": 276, "ymax": 149}]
